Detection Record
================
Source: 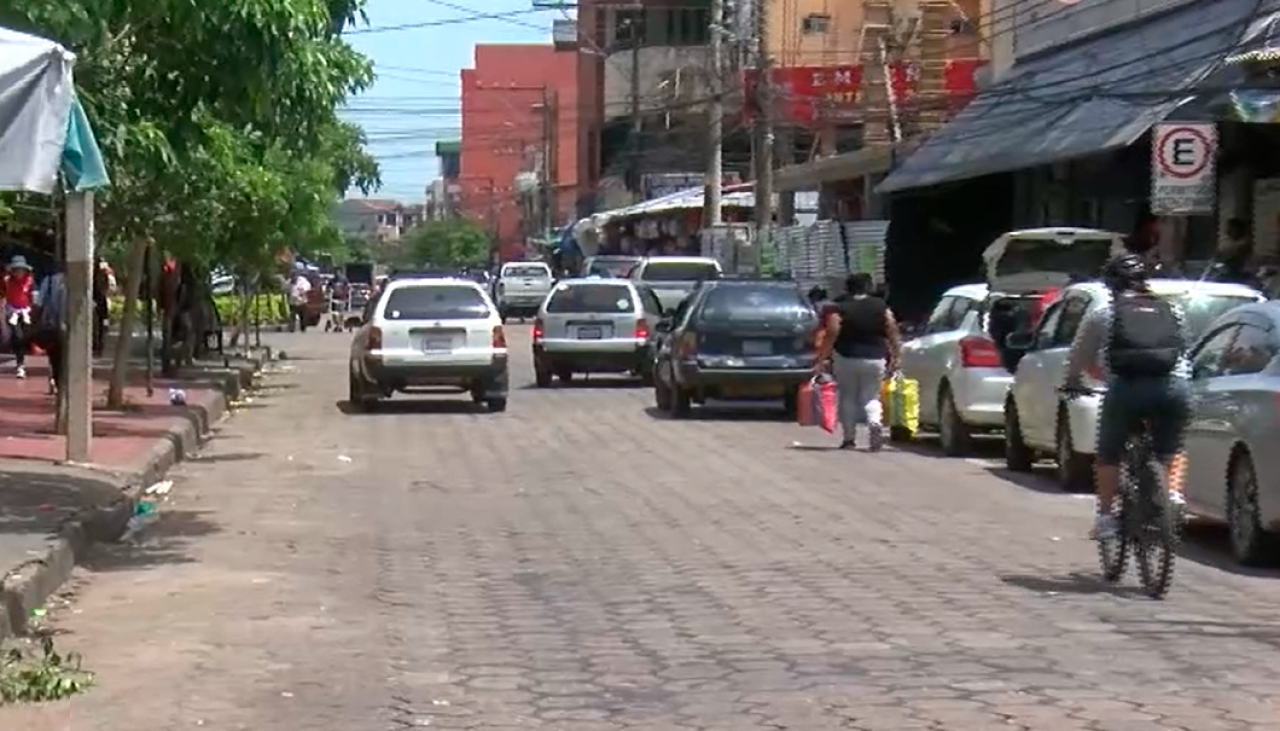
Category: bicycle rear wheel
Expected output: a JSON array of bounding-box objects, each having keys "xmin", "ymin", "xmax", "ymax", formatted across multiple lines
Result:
[{"xmin": 1134, "ymin": 456, "xmax": 1179, "ymax": 599}]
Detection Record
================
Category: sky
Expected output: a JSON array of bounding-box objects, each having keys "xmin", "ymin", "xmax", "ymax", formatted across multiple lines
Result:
[{"xmin": 341, "ymin": 0, "xmax": 569, "ymax": 204}]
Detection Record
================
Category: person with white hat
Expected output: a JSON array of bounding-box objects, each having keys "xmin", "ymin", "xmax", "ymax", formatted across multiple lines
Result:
[{"xmin": 3, "ymin": 255, "xmax": 35, "ymax": 378}]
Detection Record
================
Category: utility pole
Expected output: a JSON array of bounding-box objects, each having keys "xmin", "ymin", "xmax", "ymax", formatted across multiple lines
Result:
[
  {"xmin": 705, "ymin": 0, "xmax": 724, "ymax": 226},
  {"xmin": 539, "ymin": 86, "xmax": 554, "ymax": 240},
  {"xmin": 629, "ymin": 13, "xmax": 643, "ymax": 201},
  {"xmin": 751, "ymin": 0, "xmax": 774, "ymax": 238}
]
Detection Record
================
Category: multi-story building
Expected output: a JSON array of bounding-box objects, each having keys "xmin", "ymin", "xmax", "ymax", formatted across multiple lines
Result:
[
  {"xmin": 459, "ymin": 43, "xmax": 580, "ymax": 260},
  {"xmin": 576, "ymin": 0, "xmax": 743, "ymax": 209},
  {"xmin": 334, "ymin": 199, "xmax": 422, "ymax": 243},
  {"xmin": 425, "ymin": 140, "xmax": 462, "ymax": 221}
]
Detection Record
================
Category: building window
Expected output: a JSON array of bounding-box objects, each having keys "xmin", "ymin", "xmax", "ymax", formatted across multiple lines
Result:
[
  {"xmin": 802, "ymin": 13, "xmax": 831, "ymax": 34},
  {"xmin": 613, "ymin": 9, "xmax": 645, "ymax": 45}
]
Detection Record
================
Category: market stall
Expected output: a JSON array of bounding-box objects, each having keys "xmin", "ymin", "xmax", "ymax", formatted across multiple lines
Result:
[
  {"xmin": 571, "ymin": 184, "xmax": 755, "ymax": 258},
  {"xmin": 0, "ymin": 25, "xmax": 110, "ymax": 461}
]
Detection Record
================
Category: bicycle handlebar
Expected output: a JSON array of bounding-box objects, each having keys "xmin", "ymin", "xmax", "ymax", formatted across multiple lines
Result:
[{"xmin": 1057, "ymin": 385, "xmax": 1102, "ymax": 397}]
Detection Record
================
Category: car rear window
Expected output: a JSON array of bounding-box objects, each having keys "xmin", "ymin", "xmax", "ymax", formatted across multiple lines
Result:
[
  {"xmin": 504, "ymin": 264, "xmax": 550, "ymax": 278},
  {"xmin": 546, "ymin": 284, "xmax": 635, "ymax": 314},
  {"xmin": 699, "ymin": 285, "xmax": 812, "ymax": 322},
  {"xmin": 640, "ymin": 261, "xmax": 720, "ymax": 282},
  {"xmin": 996, "ymin": 237, "xmax": 1113, "ymax": 278},
  {"xmin": 586, "ymin": 258, "xmax": 639, "ymax": 277},
  {"xmin": 382, "ymin": 285, "xmax": 490, "ymax": 320},
  {"xmin": 1164, "ymin": 293, "xmax": 1258, "ymax": 340}
]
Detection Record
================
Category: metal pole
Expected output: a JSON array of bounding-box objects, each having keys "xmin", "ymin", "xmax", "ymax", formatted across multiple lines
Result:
[
  {"xmin": 752, "ymin": 0, "xmax": 774, "ymax": 265},
  {"xmin": 63, "ymin": 192, "xmax": 93, "ymax": 462},
  {"xmin": 630, "ymin": 17, "xmax": 643, "ymax": 201},
  {"xmin": 143, "ymin": 241, "xmax": 154, "ymax": 397},
  {"xmin": 705, "ymin": 0, "xmax": 724, "ymax": 226},
  {"xmin": 541, "ymin": 87, "xmax": 553, "ymax": 240}
]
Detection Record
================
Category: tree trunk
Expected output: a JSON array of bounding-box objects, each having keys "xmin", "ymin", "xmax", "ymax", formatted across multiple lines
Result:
[{"xmin": 106, "ymin": 238, "xmax": 149, "ymax": 409}]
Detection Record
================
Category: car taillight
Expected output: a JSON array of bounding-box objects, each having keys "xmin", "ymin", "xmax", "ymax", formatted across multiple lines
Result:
[
  {"xmin": 959, "ymin": 335, "xmax": 1001, "ymax": 368},
  {"xmin": 634, "ymin": 318, "xmax": 649, "ymax": 340},
  {"xmin": 532, "ymin": 318, "xmax": 544, "ymax": 340},
  {"xmin": 492, "ymin": 325, "xmax": 507, "ymax": 349},
  {"xmin": 678, "ymin": 331, "xmax": 698, "ymax": 357},
  {"xmin": 368, "ymin": 326, "xmax": 382, "ymax": 350}
]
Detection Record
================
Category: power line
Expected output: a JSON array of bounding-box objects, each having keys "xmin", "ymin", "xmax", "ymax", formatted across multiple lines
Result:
[{"xmin": 346, "ymin": 8, "xmax": 551, "ymax": 35}]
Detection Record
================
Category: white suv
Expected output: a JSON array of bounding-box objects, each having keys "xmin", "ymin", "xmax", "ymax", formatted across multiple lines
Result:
[{"xmin": 348, "ymin": 277, "xmax": 510, "ymax": 412}]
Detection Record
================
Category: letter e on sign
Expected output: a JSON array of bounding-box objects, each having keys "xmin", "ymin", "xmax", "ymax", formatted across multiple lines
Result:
[{"xmin": 1155, "ymin": 125, "xmax": 1213, "ymax": 180}]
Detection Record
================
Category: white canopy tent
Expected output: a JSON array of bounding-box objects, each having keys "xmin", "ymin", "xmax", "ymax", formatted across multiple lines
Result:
[{"xmin": 0, "ymin": 25, "xmax": 110, "ymax": 462}]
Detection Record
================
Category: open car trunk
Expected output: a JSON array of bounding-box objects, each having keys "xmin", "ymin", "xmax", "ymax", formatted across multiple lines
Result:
[{"xmin": 981, "ymin": 228, "xmax": 1126, "ymax": 372}]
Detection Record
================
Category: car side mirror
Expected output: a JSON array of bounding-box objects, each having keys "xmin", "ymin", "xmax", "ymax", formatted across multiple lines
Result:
[
  {"xmin": 1004, "ymin": 331, "xmax": 1036, "ymax": 351},
  {"xmin": 655, "ymin": 318, "xmax": 673, "ymax": 334}
]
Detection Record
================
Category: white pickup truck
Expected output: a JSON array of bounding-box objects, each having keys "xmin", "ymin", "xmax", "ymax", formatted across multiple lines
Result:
[
  {"xmin": 495, "ymin": 261, "xmax": 554, "ymax": 322},
  {"xmin": 628, "ymin": 256, "xmax": 723, "ymax": 312}
]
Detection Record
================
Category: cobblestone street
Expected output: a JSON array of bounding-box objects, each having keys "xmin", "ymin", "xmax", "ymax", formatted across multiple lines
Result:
[{"xmin": 6, "ymin": 327, "xmax": 1280, "ymax": 730}]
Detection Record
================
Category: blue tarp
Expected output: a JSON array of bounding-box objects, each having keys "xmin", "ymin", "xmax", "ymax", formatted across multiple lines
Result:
[
  {"xmin": 60, "ymin": 94, "xmax": 109, "ymax": 191},
  {"xmin": 877, "ymin": 0, "xmax": 1265, "ymax": 194}
]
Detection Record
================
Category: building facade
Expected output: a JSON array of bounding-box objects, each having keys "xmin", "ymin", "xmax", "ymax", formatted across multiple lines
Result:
[
  {"xmin": 426, "ymin": 140, "xmax": 462, "ymax": 221},
  {"xmin": 335, "ymin": 199, "xmax": 422, "ymax": 243},
  {"xmin": 459, "ymin": 44, "xmax": 581, "ymax": 259}
]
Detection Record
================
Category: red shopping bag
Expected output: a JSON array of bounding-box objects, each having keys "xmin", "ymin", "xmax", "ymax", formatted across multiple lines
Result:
[{"xmin": 796, "ymin": 374, "xmax": 838, "ymax": 434}]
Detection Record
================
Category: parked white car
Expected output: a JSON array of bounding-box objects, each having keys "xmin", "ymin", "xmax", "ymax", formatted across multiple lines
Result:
[
  {"xmin": 900, "ymin": 284, "xmax": 1013, "ymax": 455},
  {"xmin": 1003, "ymin": 279, "xmax": 1264, "ymax": 490},
  {"xmin": 348, "ymin": 277, "xmax": 510, "ymax": 413},
  {"xmin": 902, "ymin": 227, "xmax": 1128, "ymax": 456}
]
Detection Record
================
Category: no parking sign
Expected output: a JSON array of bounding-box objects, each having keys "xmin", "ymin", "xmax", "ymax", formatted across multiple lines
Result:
[{"xmin": 1151, "ymin": 123, "xmax": 1217, "ymax": 215}]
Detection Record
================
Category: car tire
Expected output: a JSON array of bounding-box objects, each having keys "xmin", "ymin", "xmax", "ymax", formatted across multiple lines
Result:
[
  {"xmin": 670, "ymin": 386, "xmax": 692, "ymax": 418},
  {"xmin": 639, "ymin": 359, "xmax": 655, "ymax": 387},
  {"xmin": 534, "ymin": 366, "xmax": 553, "ymax": 388},
  {"xmin": 348, "ymin": 371, "xmax": 364, "ymax": 411},
  {"xmin": 654, "ymin": 377, "xmax": 673, "ymax": 411},
  {"xmin": 782, "ymin": 389, "xmax": 799, "ymax": 418},
  {"xmin": 486, "ymin": 397, "xmax": 508, "ymax": 413},
  {"xmin": 937, "ymin": 385, "xmax": 972, "ymax": 457},
  {"xmin": 1055, "ymin": 409, "xmax": 1092, "ymax": 492},
  {"xmin": 557, "ymin": 370, "xmax": 574, "ymax": 384},
  {"xmin": 1003, "ymin": 398, "xmax": 1034, "ymax": 472},
  {"xmin": 1228, "ymin": 450, "xmax": 1275, "ymax": 566}
]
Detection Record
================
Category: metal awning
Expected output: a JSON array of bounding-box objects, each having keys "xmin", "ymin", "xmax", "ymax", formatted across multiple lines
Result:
[
  {"xmin": 774, "ymin": 141, "xmax": 920, "ymax": 191},
  {"xmin": 877, "ymin": 0, "xmax": 1265, "ymax": 195}
]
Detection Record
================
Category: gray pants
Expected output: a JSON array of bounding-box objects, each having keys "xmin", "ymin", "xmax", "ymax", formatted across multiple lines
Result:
[{"xmin": 831, "ymin": 354, "xmax": 885, "ymax": 438}]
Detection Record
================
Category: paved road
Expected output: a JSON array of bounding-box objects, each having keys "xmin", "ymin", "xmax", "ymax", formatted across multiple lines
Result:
[{"xmin": 7, "ymin": 326, "xmax": 1280, "ymax": 730}]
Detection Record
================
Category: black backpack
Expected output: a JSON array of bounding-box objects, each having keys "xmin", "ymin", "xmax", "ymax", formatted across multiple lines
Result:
[{"xmin": 1108, "ymin": 294, "xmax": 1183, "ymax": 377}]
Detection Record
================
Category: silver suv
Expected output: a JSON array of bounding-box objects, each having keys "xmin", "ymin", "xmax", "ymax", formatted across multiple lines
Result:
[{"xmin": 532, "ymin": 279, "xmax": 664, "ymax": 387}]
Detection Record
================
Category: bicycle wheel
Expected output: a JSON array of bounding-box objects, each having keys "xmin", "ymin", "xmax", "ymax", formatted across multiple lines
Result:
[
  {"xmin": 1098, "ymin": 495, "xmax": 1130, "ymax": 583},
  {"xmin": 1134, "ymin": 456, "xmax": 1179, "ymax": 599}
]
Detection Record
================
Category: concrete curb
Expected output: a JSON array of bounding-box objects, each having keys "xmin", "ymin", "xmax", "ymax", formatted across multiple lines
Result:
[{"xmin": 0, "ymin": 350, "xmax": 271, "ymax": 642}]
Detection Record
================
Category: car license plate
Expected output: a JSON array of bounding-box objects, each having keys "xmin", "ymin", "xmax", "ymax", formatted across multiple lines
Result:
[
  {"xmin": 577, "ymin": 326, "xmax": 602, "ymax": 339},
  {"xmin": 742, "ymin": 340, "xmax": 772, "ymax": 356},
  {"xmin": 422, "ymin": 337, "xmax": 452, "ymax": 352}
]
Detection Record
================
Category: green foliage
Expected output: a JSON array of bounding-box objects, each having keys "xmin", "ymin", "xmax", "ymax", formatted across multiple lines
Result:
[
  {"xmin": 403, "ymin": 219, "xmax": 492, "ymax": 269},
  {"xmin": 108, "ymin": 294, "xmax": 290, "ymax": 325},
  {"xmin": 0, "ymin": 0, "xmax": 382, "ymax": 273},
  {"xmin": 0, "ymin": 634, "xmax": 93, "ymax": 703}
]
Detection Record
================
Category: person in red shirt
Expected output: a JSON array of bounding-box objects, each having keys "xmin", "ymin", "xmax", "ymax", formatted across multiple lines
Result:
[{"xmin": 4, "ymin": 255, "xmax": 35, "ymax": 378}]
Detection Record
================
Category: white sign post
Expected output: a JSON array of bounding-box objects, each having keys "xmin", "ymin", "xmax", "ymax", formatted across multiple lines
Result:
[{"xmin": 1151, "ymin": 123, "xmax": 1217, "ymax": 215}]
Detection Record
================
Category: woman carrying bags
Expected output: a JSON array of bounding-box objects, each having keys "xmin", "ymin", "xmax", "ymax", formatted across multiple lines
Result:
[{"xmin": 3, "ymin": 255, "xmax": 35, "ymax": 379}]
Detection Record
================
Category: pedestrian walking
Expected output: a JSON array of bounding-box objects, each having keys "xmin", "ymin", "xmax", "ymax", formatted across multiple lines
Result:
[
  {"xmin": 814, "ymin": 273, "xmax": 902, "ymax": 451},
  {"xmin": 32, "ymin": 265, "xmax": 66, "ymax": 396},
  {"xmin": 3, "ymin": 255, "xmax": 35, "ymax": 379},
  {"xmin": 288, "ymin": 265, "xmax": 312, "ymax": 332}
]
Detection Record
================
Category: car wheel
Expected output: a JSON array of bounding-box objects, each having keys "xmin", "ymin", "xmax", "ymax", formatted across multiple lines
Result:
[
  {"xmin": 1055, "ymin": 409, "xmax": 1092, "ymax": 492},
  {"xmin": 639, "ymin": 359, "xmax": 655, "ymax": 387},
  {"xmin": 486, "ymin": 397, "xmax": 508, "ymax": 413},
  {"xmin": 654, "ymin": 376, "xmax": 673, "ymax": 411},
  {"xmin": 1228, "ymin": 450, "xmax": 1275, "ymax": 566},
  {"xmin": 347, "ymin": 371, "xmax": 364, "ymax": 411},
  {"xmin": 782, "ymin": 389, "xmax": 799, "ymax": 418},
  {"xmin": 534, "ymin": 365, "xmax": 552, "ymax": 388},
  {"xmin": 557, "ymin": 369, "xmax": 574, "ymax": 384},
  {"xmin": 470, "ymin": 384, "xmax": 486, "ymax": 403},
  {"xmin": 937, "ymin": 385, "xmax": 972, "ymax": 457},
  {"xmin": 670, "ymin": 386, "xmax": 692, "ymax": 418},
  {"xmin": 1003, "ymin": 398, "xmax": 1034, "ymax": 472}
]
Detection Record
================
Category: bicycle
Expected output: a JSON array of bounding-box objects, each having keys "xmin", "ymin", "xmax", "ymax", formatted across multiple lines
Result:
[{"xmin": 1059, "ymin": 386, "xmax": 1182, "ymax": 599}]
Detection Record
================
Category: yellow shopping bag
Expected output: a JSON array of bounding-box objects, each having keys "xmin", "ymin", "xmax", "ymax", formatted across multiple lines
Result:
[{"xmin": 881, "ymin": 373, "xmax": 920, "ymax": 441}]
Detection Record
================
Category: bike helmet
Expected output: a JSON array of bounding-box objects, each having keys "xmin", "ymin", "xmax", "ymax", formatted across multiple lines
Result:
[{"xmin": 1101, "ymin": 253, "xmax": 1148, "ymax": 291}]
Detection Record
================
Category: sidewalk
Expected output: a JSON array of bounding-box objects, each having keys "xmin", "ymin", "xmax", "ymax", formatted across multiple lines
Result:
[{"xmin": 0, "ymin": 351, "xmax": 267, "ymax": 641}]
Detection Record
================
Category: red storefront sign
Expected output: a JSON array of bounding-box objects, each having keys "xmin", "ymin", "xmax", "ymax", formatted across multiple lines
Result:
[
  {"xmin": 743, "ymin": 65, "xmax": 863, "ymax": 125},
  {"xmin": 744, "ymin": 59, "xmax": 986, "ymax": 125}
]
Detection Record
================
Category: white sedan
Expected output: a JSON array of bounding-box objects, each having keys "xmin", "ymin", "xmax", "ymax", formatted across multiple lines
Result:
[{"xmin": 1002, "ymin": 279, "xmax": 1264, "ymax": 490}]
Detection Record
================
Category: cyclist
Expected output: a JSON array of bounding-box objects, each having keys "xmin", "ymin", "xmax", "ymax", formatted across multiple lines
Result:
[{"xmin": 1062, "ymin": 253, "xmax": 1191, "ymax": 539}]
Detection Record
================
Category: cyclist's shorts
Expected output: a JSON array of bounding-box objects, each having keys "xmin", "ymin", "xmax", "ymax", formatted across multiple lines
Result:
[{"xmin": 1096, "ymin": 376, "xmax": 1191, "ymax": 465}]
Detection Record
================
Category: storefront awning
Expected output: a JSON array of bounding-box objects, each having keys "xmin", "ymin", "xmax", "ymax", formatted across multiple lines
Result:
[{"xmin": 877, "ymin": 0, "xmax": 1265, "ymax": 195}]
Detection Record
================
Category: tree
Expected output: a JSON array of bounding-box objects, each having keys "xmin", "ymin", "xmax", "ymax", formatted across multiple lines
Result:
[
  {"xmin": 403, "ymin": 219, "xmax": 492, "ymax": 269},
  {"xmin": 0, "ymin": 0, "xmax": 382, "ymax": 405}
]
